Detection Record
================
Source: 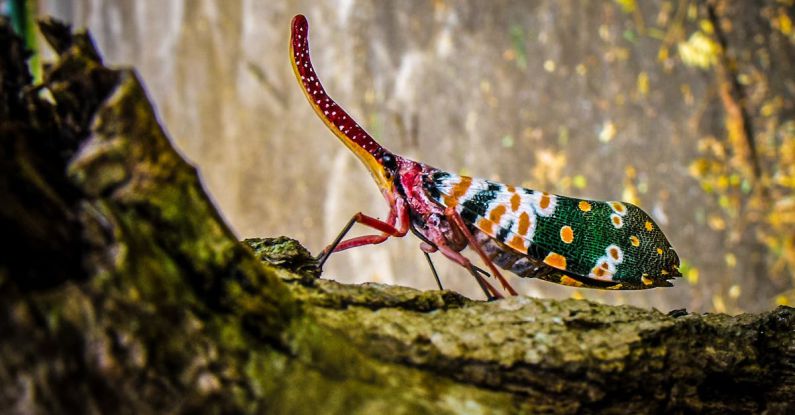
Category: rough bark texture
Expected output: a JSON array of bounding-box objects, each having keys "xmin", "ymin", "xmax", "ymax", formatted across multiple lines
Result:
[{"xmin": 1, "ymin": 18, "xmax": 794, "ymax": 414}]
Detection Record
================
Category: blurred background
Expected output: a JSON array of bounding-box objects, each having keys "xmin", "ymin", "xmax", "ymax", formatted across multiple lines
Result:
[{"xmin": 9, "ymin": 0, "xmax": 794, "ymax": 313}]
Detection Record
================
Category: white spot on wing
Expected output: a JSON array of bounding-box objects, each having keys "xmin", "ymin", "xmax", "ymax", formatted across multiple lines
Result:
[
  {"xmin": 610, "ymin": 213, "xmax": 624, "ymax": 229},
  {"xmin": 609, "ymin": 201, "xmax": 628, "ymax": 216},
  {"xmin": 530, "ymin": 192, "xmax": 557, "ymax": 217},
  {"xmin": 604, "ymin": 244, "xmax": 624, "ymax": 264}
]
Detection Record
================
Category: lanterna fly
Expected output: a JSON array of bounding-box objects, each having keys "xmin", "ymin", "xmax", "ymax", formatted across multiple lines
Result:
[{"xmin": 290, "ymin": 15, "xmax": 680, "ymax": 300}]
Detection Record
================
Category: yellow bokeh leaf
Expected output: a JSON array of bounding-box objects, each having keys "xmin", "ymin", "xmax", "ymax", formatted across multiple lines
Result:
[
  {"xmin": 637, "ymin": 71, "xmax": 649, "ymax": 96},
  {"xmin": 728, "ymin": 285, "xmax": 741, "ymax": 299},
  {"xmin": 687, "ymin": 267, "xmax": 700, "ymax": 285},
  {"xmin": 712, "ymin": 295, "xmax": 726, "ymax": 313},
  {"xmin": 717, "ymin": 175, "xmax": 730, "ymax": 190},
  {"xmin": 689, "ymin": 159, "xmax": 710, "ymax": 177},
  {"xmin": 678, "ymin": 31, "xmax": 719, "ymax": 69},
  {"xmin": 599, "ymin": 120, "xmax": 617, "ymax": 143},
  {"xmin": 615, "ymin": 0, "xmax": 636, "ymax": 13},
  {"xmin": 658, "ymin": 47, "xmax": 669, "ymax": 62},
  {"xmin": 708, "ymin": 214, "xmax": 726, "ymax": 230},
  {"xmin": 725, "ymin": 253, "xmax": 737, "ymax": 268},
  {"xmin": 699, "ymin": 19, "xmax": 714, "ymax": 34},
  {"xmin": 777, "ymin": 10, "xmax": 793, "ymax": 35},
  {"xmin": 573, "ymin": 175, "xmax": 587, "ymax": 189}
]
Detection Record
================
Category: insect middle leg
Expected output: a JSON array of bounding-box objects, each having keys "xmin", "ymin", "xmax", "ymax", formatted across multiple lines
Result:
[
  {"xmin": 433, "ymin": 241, "xmax": 502, "ymax": 300},
  {"xmin": 420, "ymin": 242, "xmax": 494, "ymax": 296},
  {"xmin": 410, "ymin": 218, "xmax": 499, "ymax": 299},
  {"xmin": 445, "ymin": 207, "xmax": 519, "ymax": 296},
  {"xmin": 409, "ymin": 222, "xmax": 445, "ymax": 291},
  {"xmin": 422, "ymin": 251, "xmax": 443, "ymax": 291}
]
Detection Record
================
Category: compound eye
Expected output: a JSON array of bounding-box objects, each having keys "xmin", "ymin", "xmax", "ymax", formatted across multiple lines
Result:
[{"xmin": 382, "ymin": 153, "xmax": 397, "ymax": 170}]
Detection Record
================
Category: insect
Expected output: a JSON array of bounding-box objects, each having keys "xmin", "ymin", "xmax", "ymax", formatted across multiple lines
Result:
[{"xmin": 290, "ymin": 15, "xmax": 680, "ymax": 300}]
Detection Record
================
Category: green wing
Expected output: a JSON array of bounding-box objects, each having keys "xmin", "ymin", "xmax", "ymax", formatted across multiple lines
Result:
[{"xmin": 427, "ymin": 171, "xmax": 681, "ymax": 289}]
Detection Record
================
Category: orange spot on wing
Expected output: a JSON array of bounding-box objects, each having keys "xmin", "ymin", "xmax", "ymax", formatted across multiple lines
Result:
[
  {"xmin": 510, "ymin": 193, "xmax": 521, "ymax": 211},
  {"xmin": 489, "ymin": 204, "xmax": 507, "ymax": 223},
  {"xmin": 507, "ymin": 235, "xmax": 527, "ymax": 252},
  {"xmin": 609, "ymin": 247, "xmax": 620, "ymax": 261},
  {"xmin": 443, "ymin": 177, "xmax": 472, "ymax": 207},
  {"xmin": 656, "ymin": 247, "xmax": 663, "ymax": 255},
  {"xmin": 578, "ymin": 200, "xmax": 592, "ymax": 212},
  {"xmin": 539, "ymin": 193, "xmax": 551, "ymax": 209},
  {"xmin": 543, "ymin": 252, "xmax": 567, "ymax": 270},
  {"xmin": 630, "ymin": 235, "xmax": 640, "ymax": 247},
  {"xmin": 645, "ymin": 221, "xmax": 654, "ymax": 231},
  {"xmin": 506, "ymin": 185, "xmax": 516, "ymax": 193},
  {"xmin": 610, "ymin": 201, "xmax": 626, "ymax": 214},
  {"xmin": 559, "ymin": 276, "xmax": 584, "ymax": 287},
  {"xmin": 560, "ymin": 226, "xmax": 574, "ymax": 244},
  {"xmin": 641, "ymin": 276, "xmax": 654, "ymax": 286},
  {"xmin": 477, "ymin": 218, "xmax": 495, "ymax": 236},
  {"xmin": 518, "ymin": 212, "xmax": 531, "ymax": 236}
]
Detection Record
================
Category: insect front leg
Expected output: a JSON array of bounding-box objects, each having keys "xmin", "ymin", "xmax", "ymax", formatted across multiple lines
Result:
[{"xmin": 317, "ymin": 197, "xmax": 410, "ymax": 268}]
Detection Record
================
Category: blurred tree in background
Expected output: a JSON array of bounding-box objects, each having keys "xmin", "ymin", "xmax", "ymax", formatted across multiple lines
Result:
[{"xmin": 22, "ymin": 0, "xmax": 795, "ymax": 312}]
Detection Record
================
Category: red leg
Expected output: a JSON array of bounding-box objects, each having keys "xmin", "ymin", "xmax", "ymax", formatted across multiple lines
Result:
[
  {"xmin": 318, "ymin": 198, "xmax": 409, "ymax": 267},
  {"xmin": 435, "ymin": 241, "xmax": 502, "ymax": 300},
  {"xmin": 445, "ymin": 207, "xmax": 519, "ymax": 296},
  {"xmin": 347, "ymin": 211, "xmax": 407, "ymax": 236},
  {"xmin": 332, "ymin": 233, "xmax": 389, "ymax": 251},
  {"xmin": 419, "ymin": 242, "xmax": 438, "ymax": 253}
]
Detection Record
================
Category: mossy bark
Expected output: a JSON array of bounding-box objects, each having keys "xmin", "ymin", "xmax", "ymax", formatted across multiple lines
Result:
[{"xmin": 1, "ymin": 18, "xmax": 793, "ymax": 414}]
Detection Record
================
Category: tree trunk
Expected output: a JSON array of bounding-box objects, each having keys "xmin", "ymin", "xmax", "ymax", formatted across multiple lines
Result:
[{"xmin": 1, "ymin": 18, "xmax": 793, "ymax": 414}]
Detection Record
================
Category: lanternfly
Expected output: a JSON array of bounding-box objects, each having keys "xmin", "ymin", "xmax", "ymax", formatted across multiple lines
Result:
[{"xmin": 290, "ymin": 15, "xmax": 680, "ymax": 300}]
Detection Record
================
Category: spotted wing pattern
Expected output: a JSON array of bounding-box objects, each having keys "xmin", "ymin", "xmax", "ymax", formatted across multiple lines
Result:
[{"xmin": 424, "ymin": 171, "xmax": 681, "ymax": 289}]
